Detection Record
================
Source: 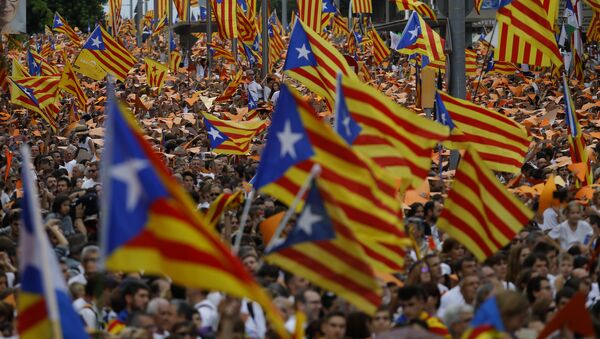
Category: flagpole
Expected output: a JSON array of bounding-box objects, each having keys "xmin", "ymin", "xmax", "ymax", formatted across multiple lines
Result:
[
  {"xmin": 261, "ymin": 0, "xmax": 269, "ymax": 78},
  {"xmin": 470, "ymin": 21, "xmax": 496, "ymax": 102},
  {"xmin": 233, "ymin": 189, "xmax": 254, "ymax": 254},
  {"xmin": 265, "ymin": 164, "xmax": 322, "ymax": 252},
  {"xmin": 207, "ymin": 0, "xmax": 212, "ymax": 78}
]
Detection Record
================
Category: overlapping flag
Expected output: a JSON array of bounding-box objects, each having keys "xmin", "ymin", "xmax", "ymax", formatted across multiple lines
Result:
[
  {"xmin": 81, "ymin": 25, "xmax": 136, "ymax": 81},
  {"xmin": 203, "ymin": 113, "xmax": 267, "ymax": 155}
]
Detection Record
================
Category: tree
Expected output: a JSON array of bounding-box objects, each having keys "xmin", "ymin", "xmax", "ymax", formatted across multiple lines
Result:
[
  {"xmin": 26, "ymin": 0, "xmax": 53, "ymax": 33},
  {"xmin": 26, "ymin": 0, "xmax": 106, "ymax": 34}
]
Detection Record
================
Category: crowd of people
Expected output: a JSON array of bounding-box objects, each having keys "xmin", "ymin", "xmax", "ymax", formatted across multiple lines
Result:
[{"xmin": 1, "ymin": 7, "xmax": 600, "ymax": 339}]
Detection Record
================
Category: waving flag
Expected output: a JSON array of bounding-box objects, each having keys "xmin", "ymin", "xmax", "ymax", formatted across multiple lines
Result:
[
  {"xmin": 59, "ymin": 55, "xmax": 88, "ymax": 109},
  {"xmin": 174, "ymin": 0, "xmax": 190, "ymax": 21},
  {"xmin": 494, "ymin": 0, "xmax": 562, "ymax": 67},
  {"xmin": 13, "ymin": 76, "xmax": 60, "ymax": 109},
  {"xmin": 298, "ymin": 0, "xmax": 323, "ymax": 33},
  {"xmin": 100, "ymin": 89, "xmax": 287, "ymax": 337},
  {"xmin": 157, "ymin": 0, "xmax": 168, "ymax": 17},
  {"xmin": 332, "ymin": 14, "xmax": 350, "ymax": 36},
  {"xmin": 254, "ymin": 84, "xmax": 409, "ymax": 272},
  {"xmin": 0, "ymin": 66, "xmax": 7, "ymax": 93},
  {"xmin": 237, "ymin": 3, "xmax": 258, "ymax": 45},
  {"xmin": 395, "ymin": 0, "xmax": 437, "ymax": 20},
  {"xmin": 9, "ymin": 79, "xmax": 60, "ymax": 131},
  {"xmin": 169, "ymin": 32, "xmax": 183, "ymax": 73},
  {"xmin": 52, "ymin": 12, "xmax": 81, "ymax": 45},
  {"xmin": 144, "ymin": 58, "xmax": 169, "ymax": 90},
  {"xmin": 82, "ymin": 25, "xmax": 136, "ymax": 81},
  {"xmin": 152, "ymin": 16, "xmax": 168, "ymax": 36},
  {"xmin": 334, "ymin": 74, "xmax": 361, "ymax": 145},
  {"xmin": 351, "ymin": 0, "xmax": 372, "ymax": 13},
  {"xmin": 393, "ymin": 11, "xmax": 444, "ymax": 67},
  {"xmin": 268, "ymin": 13, "xmax": 286, "ymax": 68},
  {"xmin": 369, "ymin": 28, "xmax": 390, "ymax": 63},
  {"xmin": 563, "ymin": 75, "xmax": 592, "ymax": 186},
  {"xmin": 109, "ymin": 0, "xmax": 123, "ymax": 35},
  {"xmin": 27, "ymin": 49, "xmax": 41, "ymax": 76},
  {"xmin": 212, "ymin": 0, "xmax": 238, "ymax": 39},
  {"xmin": 266, "ymin": 178, "xmax": 382, "ymax": 314},
  {"xmin": 28, "ymin": 49, "xmax": 60, "ymax": 76},
  {"xmin": 215, "ymin": 71, "xmax": 243, "ymax": 102},
  {"xmin": 436, "ymin": 91, "xmax": 530, "ymax": 174},
  {"xmin": 209, "ymin": 42, "xmax": 236, "ymax": 62},
  {"xmin": 465, "ymin": 49, "xmax": 478, "ymax": 76},
  {"xmin": 203, "ymin": 113, "xmax": 267, "ymax": 154},
  {"xmin": 204, "ymin": 191, "xmax": 245, "ymax": 227},
  {"xmin": 588, "ymin": 11, "xmax": 600, "ymax": 42},
  {"xmin": 18, "ymin": 145, "xmax": 88, "ymax": 339}
]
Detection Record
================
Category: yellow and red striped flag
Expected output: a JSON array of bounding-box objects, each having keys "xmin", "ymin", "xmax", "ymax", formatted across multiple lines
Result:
[
  {"xmin": 369, "ymin": 28, "xmax": 390, "ymax": 63},
  {"xmin": 204, "ymin": 191, "xmax": 245, "ymax": 227},
  {"xmin": 297, "ymin": 0, "xmax": 323, "ymax": 33},
  {"xmin": 9, "ymin": 78, "xmax": 60, "ymax": 131},
  {"xmin": 82, "ymin": 25, "xmax": 136, "ymax": 81},
  {"xmin": 212, "ymin": 0, "xmax": 238, "ymax": 39},
  {"xmin": 59, "ymin": 55, "xmax": 88, "ymax": 110},
  {"xmin": 13, "ymin": 76, "xmax": 60, "ymax": 109},
  {"xmin": 169, "ymin": 51, "xmax": 183, "ymax": 73},
  {"xmin": 339, "ymin": 74, "xmax": 449, "ymax": 188},
  {"xmin": 437, "ymin": 147, "xmax": 533, "ymax": 261},
  {"xmin": 351, "ymin": 0, "xmax": 372, "ymax": 13},
  {"xmin": 52, "ymin": 12, "xmax": 81, "ymax": 46},
  {"xmin": 436, "ymin": 91, "xmax": 530, "ymax": 174},
  {"xmin": 108, "ymin": 0, "xmax": 122, "ymax": 35},
  {"xmin": 202, "ymin": 113, "xmax": 267, "ymax": 155},
  {"xmin": 474, "ymin": 0, "xmax": 484, "ymax": 13},
  {"xmin": 395, "ymin": 12, "xmax": 445, "ymax": 66},
  {"xmin": 465, "ymin": 49, "xmax": 478, "ymax": 76},
  {"xmin": 0, "ymin": 65, "xmax": 7, "ymax": 94},
  {"xmin": 236, "ymin": 3, "xmax": 258, "ymax": 45},
  {"xmin": 208, "ymin": 42, "xmax": 236, "ymax": 63},
  {"xmin": 216, "ymin": 71, "xmax": 243, "ymax": 102},
  {"xmin": 40, "ymin": 42, "xmax": 54, "ymax": 59},
  {"xmin": 254, "ymin": 84, "xmax": 410, "ymax": 272},
  {"xmin": 395, "ymin": 0, "xmax": 437, "ymax": 20},
  {"xmin": 144, "ymin": 58, "xmax": 169, "ymax": 90},
  {"xmin": 494, "ymin": 0, "xmax": 562, "ymax": 67},
  {"xmin": 174, "ymin": 0, "xmax": 190, "ymax": 21},
  {"xmin": 584, "ymin": 0, "xmax": 600, "ymax": 11},
  {"xmin": 588, "ymin": 11, "xmax": 600, "ymax": 42},
  {"xmin": 268, "ymin": 14, "xmax": 286, "ymax": 68},
  {"xmin": 28, "ymin": 49, "xmax": 60, "ymax": 76},
  {"xmin": 332, "ymin": 14, "xmax": 350, "ymax": 36},
  {"xmin": 152, "ymin": 16, "xmax": 168, "ymax": 36},
  {"xmin": 157, "ymin": 0, "xmax": 168, "ymax": 17}
]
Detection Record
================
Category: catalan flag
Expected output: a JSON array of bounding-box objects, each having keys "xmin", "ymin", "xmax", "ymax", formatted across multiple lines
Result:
[
  {"xmin": 82, "ymin": 25, "xmax": 136, "ymax": 81},
  {"xmin": 588, "ymin": 11, "xmax": 600, "ymax": 42},
  {"xmin": 9, "ymin": 79, "xmax": 60, "ymax": 131},
  {"xmin": 27, "ymin": 49, "xmax": 41, "ymax": 76},
  {"xmin": 339, "ymin": 74, "xmax": 449, "ymax": 188},
  {"xmin": 59, "ymin": 55, "xmax": 88, "ymax": 109},
  {"xmin": 152, "ymin": 16, "xmax": 168, "ymax": 36},
  {"xmin": 474, "ymin": 0, "xmax": 484, "ymax": 14},
  {"xmin": 237, "ymin": 3, "xmax": 258, "ymax": 45},
  {"xmin": 204, "ymin": 191, "xmax": 245, "ymax": 227},
  {"xmin": 215, "ymin": 71, "xmax": 243, "ymax": 102},
  {"xmin": 351, "ymin": 0, "xmax": 372, "ymax": 13},
  {"xmin": 584, "ymin": 0, "xmax": 600, "ymax": 11},
  {"xmin": 212, "ymin": 0, "xmax": 238, "ymax": 39},
  {"xmin": 52, "ymin": 12, "xmax": 81, "ymax": 46},
  {"xmin": 203, "ymin": 113, "xmax": 267, "ymax": 155},
  {"xmin": 268, "ymin": 14, "xmax": 286, "ymax": 68},
  {"xmin": 29, "ymin": 50, "xmax": 60, "ymax": 76},
  {"xmin": 465, "ymin": 49, "xmax": 478, "ymax": 76},
  {"xmin": 169, "ymin": 32, "xmax": 183, "ymax": 73},
  {"xmin": 18, "ymin": 145, "xmax": 89, "ymax": 339},
  {"xmin": 494, "ymin": 0, "xmax": 562, "ymax": 67},
  {"xmin": 0, "ymin": 65, "xmax": 8, "ymax": 94},
  {"xmin": 13, "ymin": 76, "xmax": 61, "ymax": 109},
  {"xmin": 254, "ymin": 84, "xmax": 409, "ymax": 272},
  {"xmin": 100, "ymin": 88, "xmax": 287, "ymax": 338},
  {"xmin": 436, "ymin": 91, "xmax": 530, "ymax": 174},
  {"xmin": 266, "ymin": 178, "xmax": 381, "ymax": 314},
  {"xmin": 144, "ymin": 58, "xmax": 169, "ymax": 90},
  {"xmin": 563, "ymin": 74, "xmax": 592, "ymax": 186},
  {"xmin": 108, "ymin": 0, "xmax": 122, "ymax": 35},
  {"xmin": 369, "ymin": 28, "xmax": 390, "ymax": 63},
  {"xmin": 332, "ymin": 14, "xmax": 350, "ymax": 36},
  {"xmin": 156, "ymin": 0, "xmax": 168, "ymax": 18},
  {"xmin": 39, "ymin": 41, "xmax": 54, "ymax": 59},
  {"xmin": 393, "ymin": 11, "xmax": 444, "ymax": 66},
  {"xmin": 485, "ymin": 52, "xmax": 519, "ymax": 74},
  {"xmin": 209, "ymin": 42, "xmax": 236, "ymax": 63},
  {"xmin": 283, "ymin": 18, "xmax": 356, "ymax": 108},
  {"xmin": 437, "ymin": 147, "xmax": 533, "ymax": 261},
  {"xmin": 395, "ymin": 0, "xmax": 437, "ymax": 21},
  {"xmin": 321, "ymin": 0, "xmax": 336, "ymax": 30},
  {"xmin": 174, "ymin": 0, "xmax": 190, "ymax": 21},
  {"xmin": 298, "ymin": 0, "xmax": 323, "ymax": 33}
]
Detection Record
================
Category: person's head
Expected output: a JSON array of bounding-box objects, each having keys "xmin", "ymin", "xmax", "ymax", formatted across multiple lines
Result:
[
  {"xmin": 86, "ymin": 161, "xmax": 99, "ymax": 180},
  {"xmin": 182, "ymin": 171, "xmax": 195, "ymax": 191},
  {"xmin": 558, "ymin": 252, "xmax": 574, "ymax": 277},
  {"xmin": 484, "ymin": 252, "xmax": 508, "ymax": 281},
  {"xmin": 455, "ymin": 256, "xmax": 478, "ymax": 279},
  {"xmin": 496, "ymin": 290, "xmax": 529, "ymax": 332},
  {"xmin": 555, "ymin": 287, "xmax": 575, "ymax": 309},
  {"xmin": 442, "ymin": 304, "xmax": 474, "ymax": 339},
  {"xmin": 406, "ymin": 261, "xmax": 431, "ymax": 285},
  {"xmin": 241, "ymin": 252, "xmax": 259, "ymax": 275},
  {"xmin": 396, "ymin": 285, "xmax": 425, "ymax": 321},
  {"xmin": 52, "ymin": 194, "xmax": 71, "ymax": 216},
  {"xmin": 81, "ymin": 245, "xmax": 100, "ymax": 276},
  {"xmin": 285, "ymin": 272, "xmax": 310, "ymax": 295},
  {"xmin": 442, "ymin": 238, "xmax": 465, "ymax": 261},
  {"xmin": 127, "ymin": 312, "xmax": 156, "ymax": 338},
  {"xmin": 526, "ymin": 276, "xmax": 552, "ymax": 304},
  {"xmin": 4, "ymin": 175, "xmax": 16, "ymax": 191},
  {"xmin": 147, "ymin": 298, "xmax": 174, "ymax": 333},
  {"xmin": 570, "ymin": 268, "xmax": 592, "ymax": 295},
  {"xmin": 0, "ymin": 0, "xmax": 20, "ymax": 28},
  {"xmin": 56, "ymin": 176, "xmax": 71, "ymax": 194},
  {"xmin": 523, "ymin": 253, "xmax": 549, "ymax": 277},
  {"xmin": 320, "ymin": 311, "xmax": 346, "ymax": 339},
  {"xmin": 123, "ymin": 281, "xmax": 150, "ymax": 312},
  {"xmin": 424, "ymin": 200, "xmax": 443, "ymax": 223},
  {"xmin": 297, "ymin": 288, "xmax": 322, "ymax": 322},
  {"xmin": 370, "ymin": 306, "xmax": 392, "ymax": 335},
  {"xmin": 45, "ymin": 176, "xmax": 57, "ymax": 190},
  {"xmin": 564, "ymin": 201, "xmax": 583, "ymax": 225},
  {"xmin": 460, "ymin": 275, "xmax": 480, "ymax": 304},
  {"xmin": 408, "ymin": 203, "xmax": 424, "ymax": 219},
  {"xmin": 425, "ymin": 254, "xmax": 443, "ymax": 281}
]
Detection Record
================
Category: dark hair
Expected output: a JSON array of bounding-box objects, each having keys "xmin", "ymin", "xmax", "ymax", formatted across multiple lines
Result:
[
  {"xmin": 122, "ymin": 280, "xmax": 150, "ymax": 298},
  {"xmin": 555, "ymin": 287, "xmax": 575, "ymax": 304},
  {"xmin": 533, "ymin": 242, "xmax": 558, "ymax": 256},
  {"xmin": 406, "ymin": 203, "xmax": 424, "ymax": 218},
  {"xmin": 421, "ymin": 283, "xmax": 441, "ymax": 309},
  {"xmin": 526, "ymin": 276, "xmax": 549, "ymax": 303},
  {"xmin": 397, "ymin": 285, "xmax": 425, "ymax": 302},
  {"xmin": 345, "ymin": 312, "xmax": 371, "ymax": 338},
  {"xmin": 51, "ymin": 194, "xmax": 71, "ymax": 214},
  {"xmin": 322, "ymin": 310, "xmax": 346, "ymax": 323},
  {"xmin": 523, "ymin": 253, "xmax": 549, "ymax": 269},
  {"xmin": 57, "ymin": 176, "xmax": 71, "ymax": 188}
]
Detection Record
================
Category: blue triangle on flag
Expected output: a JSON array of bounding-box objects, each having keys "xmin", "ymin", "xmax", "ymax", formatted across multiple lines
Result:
[
  {"xmin": 283, "ymin": 21, "xmax": 318, "ymax": 70},
  {"xmin": 435, "ymin": 92, "xmax": 455, "ymax": 129},
  {"xmin": 82, "ymin": 26, "xmax": 105, "ymax": 51},
  {"xmin": 334, "ymin": 74, "xmax": 361, "ymax": 145},
  {"xmin": 204, "ymin": 118, "xmax": 229, "ymax": 148}
]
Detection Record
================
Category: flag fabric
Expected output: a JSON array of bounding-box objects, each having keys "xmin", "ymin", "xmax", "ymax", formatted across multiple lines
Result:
[
  {"xmin": 236, "ymin": 3, "xmax": 258, "ymax": 45},
  {"xmin": 471, "ymin": 296, "xmax": 505, "ymax": 332},
  {"xmin": 0, "ymin": 66, "xmax": 7, "ymax": 93},
  {"xmin": 298, "ymin": 0, "xmax": 323, "ymax": 33},
  {"xmin": 494, "ymin": 0, "xmax": 562, "ymax": 67},
  {"xmin": 82, "ymin": 25, "xmax": 136, "ymax": 81},
  {"xmin": 215, "ymin": 71, "xmax": 243, "ymax": 102},
  {"xmin": 73, "ymin": 49, "xmax": 109, "ymax": 81},
  {"xmin": 203, "ymin": 113, "xmax": 267, "ymax": 154},
  {"xmin": 465, "ymin": 49, "xmax": 478, "ymax": 76},
  {"xmin": 461, "ymin": 325, "xmax": 502, "ymax": 339},
  {"xmin": 474, "ymin": 0, "xmax": 484, "ymax": 13},
  {"xmin": 29, "ymin": 50, "xmax": 60, "ymax": 76},
  {"xmin": 157, "ymin": 0, "xmax": 168, "ymax": 17},
  {"xmin": 268, "ymin": 14, "xmax": 286, "ymax": 68},
  {"xmin": 283, "ymin": 18, "xmax": 357, "ymax": 108},
  {"xmin": 100, "ymin": 89, "xmax": 287, "ymax": 338},
  {"xmin": 368, "ymin": 28, "xmax": 390, "ymax": 63},
  {"xmin": 27, "ymin": 49, "xmax": 41, "ymax": 76},
  {"xmin": 339, "ymin": 74, "xmax": 449, "ymax": 188},
  {"xmin": 537, "ymin": 293, "xmax": 594, "ymax": 339},
  {"xmin": 59, "ymin": 55, "xmax": 88, "ymax": 109},
  {"xmin": 321, "ymin": 0, "xmax": 336, "ymax": 30},
  {"xmin": 9, "ymin": 79, "xmax": 60, "ymax": 131},
  {"xmin": 332, "ymin": 14, "xmax": 350, "ymax": 36},
  {"xmin": 254, "ymin": 84, "xmax": 409, "ymax": 272},
  {"xmin": 12, "ymin": 76, "xmax": 61, "ymax": 109},
  {"xmin": 152, "ymin": 16, "xmax": 168, "ymax": 36},
  {"xmin": 486, "ymin": 53, "xmax": 519, "ymax": 74},
  {"xmin": 204, "ymin": 191, "xmax": 245, "ymax": 227},
  {"xmin": 436, "ymin": 91, "xmax": 530, "ymax": 174},
  {"xmin": 436, "ymin": 147, "xmax": 533, "ymax": 261},
  {"xmin": 265, "ymin": 178, "xmax": 382, "ymax": 314},
  {"xmin": 52, "ymin": 13, "xmax": 81, "ymax": 46},
  {"xmin": 334, "ymin": 74, "xmax": 361, "ymax": 145},
  {"xmin": 588, "ymin": 11, "xmax": 600, "ymax": 42},
  {"xmin": 18, "ymin": 145, "xmax": 88, "ymax": 339},
  {"xmin": 247, "ymin": 88, "xmax": 259, "ymax": 120},
  {"xmin": 144, "ymin": 58, "xmax": 169, "ymax": 90},
  {"xmin": 395, "ymin": 0, "xmax": 437, "ymax": 20},
  {"xmin": 169, "ymin": 32, "xmax": 182, "ymax": 73},
  {"xmin": 174, "ymin": 0, "xmax": 190, "ymax": 21},
  {"xmin": 563, "ymin": 74, "xmax": 593, "ymax": 186},
  {"xmin": 393, "ymin": 12, "xmax": 444, "ymax": 67},
  {"xmin": 212, "ymin": 0, "xmax": 238, "ymax": 39},
  {"xmin": 351, "ymin": 0, "xmax": 373, "ymax": 13},
  {"xmin": 40, "ymin": 41, "xmax": 54, "ymax": 59},
  {"xmin": 209, "ymin": 42, "xmax": 236, "ymax": 63},
  {"xmin": 584, "ymin": 0, "xmax": 600, "ymax": 11},
  {"xmin": 109, "ymin": 0, "xmax": 123, "ymax": 36}
]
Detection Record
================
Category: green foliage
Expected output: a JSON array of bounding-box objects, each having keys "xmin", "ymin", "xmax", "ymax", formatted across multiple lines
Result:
[
  {"xmin": 26, "ymin": 0, "xmax": 53, "ymax": 33},
  {"xmin": 26, "ymin": 0, "xmax": 107, "ymax": 34}
]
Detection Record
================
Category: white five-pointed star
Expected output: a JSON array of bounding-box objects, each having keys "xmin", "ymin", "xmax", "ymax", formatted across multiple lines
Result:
[
  {"xmin": 323, "ymin": 2, "xmax": 328, "ymax": 10},
  {"xmin": 409, "ymin": 27, "xmax": 420, "ymax": 40},
  {"xmin": 277, "ymin": 120, "xmax": 303, "ymax": 159},
  {"xmin": 91, "ymin": 36, "xmax": 102, "ymax": 48},
  {"xmin": 296, "ymin": 44, "xmax": 311, "ymax": 60},
  {"xmin": 208, "ymin": 127, "xmax": 223, "ymax": 141},
  {"xmin": 297, "ymin": 205, "xmax": 322, "ymax": 235},
  {"xmin": 55, "ymin": 18, "xmax": 62, "ymax": 25},
  {"xmin": 342, "ymin": 116, "xmax": 352, "ymax": 136},
  {"xmin": 111, "ymin": 159, "xmax": 149, "ymax": 211},
  {"xmin": 440, "ymin": 112, "xmax": 447, "ymax": 125}
]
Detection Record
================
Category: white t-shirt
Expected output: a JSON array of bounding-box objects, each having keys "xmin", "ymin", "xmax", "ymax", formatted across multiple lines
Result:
[
  {"xmin": 438, "ymin": 286, "xmax": 465, "ymax": 318},
  {"xmin": 548, "ymin": 220, "xmax": 593, "ymax": 250},
  {"xmin": 541, "ymin": 208, "xmax": 560, "ymax": 231},
  {"xmin": 241, "ymin": 300, "xmax": 266, "ymax": 339},
  {"xmin": 195, "ymin": 299, "xmax": 219, "ymax": 331},
  {"xmin": 247, "ymin": 81, "xmax": 263, "ymax": 102}
]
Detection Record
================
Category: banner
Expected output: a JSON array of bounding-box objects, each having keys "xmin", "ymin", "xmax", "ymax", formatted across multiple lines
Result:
[
  {"xmin": 73, "ymin": 50, "xmax": 108, "ymax": 81},
  {"xmin": 0, "ymin": 0, "xmax": 26, "ymax": 34}
]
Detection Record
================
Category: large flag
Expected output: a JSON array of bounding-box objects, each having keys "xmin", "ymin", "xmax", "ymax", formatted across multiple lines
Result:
[
  {"xmin": 436, "ymin": 91, "xmax": 530, "ymax": 174},
  {"xmin": 436, "ymin": 147, "xmax": 533, "ymax": 261},
  {"xmin": 52, "ymin": 12, "xmax": 81, "ymax": 45},
  {"xmin": 212, "ymin": 0, "xmax": 238, "ymax": 39},
  {"xmin": 369, "ymin": 28, "xmax": 391, "ymax": 63},
  {"xmin": 157, "ymin": 0, "xmax": 168, "ymax": 17},
  {"xmin": 393, "ymin": 11, "xmax": 444, "ymax": 66},
  {"xmin": 100, "ymin": 88, "xmax": 287, "ymax": 337},
  {"xmin": 9, "ymin": 79, "xmax": 60, "ymax": 131},
  {"xmin": 215, "ymin": 71, "xmax": 243, "ymax": 102},
  {"xmin": 283, "ymin": 18, "xmax": 356, "ymax": 108},
  {"xmin": 268, "ymin": 13, "xmax": 286, "ymax": 68},
  {"xmin": 12, "ymin": 76, "xmax": 60, "ymax": 109},
  {"xmin": 144, "ymin": 58, "xmax": 169, "ymax": 90},
  {"xmin": 298, "ymin": 0, "xmax": 323, "ymax": 33},
  {"xmin": 266, "ymin": 179, "xmax": 381, "ymax": 314},
  {"xmin": 588, "ymin": 11, "xmax": 600, "ymax": 42},
  {"xmin": 18, "ymin": 145, "xmax": 88, "ymax": 339},
  {"xmin": 82, "ymin": 25, "xmax": 136, "ymax": 81},
  {"xmin": 563, "ymin": 74, "xmax": 593, "ymax": 186},
  {"xmin": 174, "ymin": 0, "xmax": 190, "ymax": 21},
  {"xmin": 254, "ymin": 84, "xmax": 409, "ymax": 272},
  {"xmin": 395, "ymin": 0, "xmax": 437, "ymax": 20},
  {"xmin": 204, "ymin": 191, "xmax": 245, "ymax": 227},
  {"xmin": 332, "ymin": 14, "xmax": 350, "ymax": 36},
  {"xmin": 537, "ymin": 293, "xmax": 594, "ymax": 338},
  {"xmin": 236, "ymin": 3, "xmax": 258, "ymax": 45},
  {"xmin": 109, "ymin": 0, "xmax": 123, "ymax": 35},
  {"xmin": 494, "ymin": 0, "xmax": 562, "ymax": 67},
  {"xmin": 59, "ymin": 54, "xmax": 88, "ymax": 109},
  {"xmin": 351, "ymin": 0, "xmax": 373, "ymax": 13},
  {"xmin": 152, "ymin": 16, "xmax": 168, "ymax": 36},
  {"xmin": 209, "ymin": 42, "xmax": 236, "ymax": 63},
  {"xmin": 73, "ymin": 49, "xmax": 109, "ymax": 80},
  {"xmin": 465, "ymin": 49, "xmax": 478, "ymax": 76},
  {"xmin": 202, "ymin": 113, "xmax": 267, "ymax": 155},
  {"xmin": 339, "ymin": 74, "xmax": 449, "ymax": 188}
]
